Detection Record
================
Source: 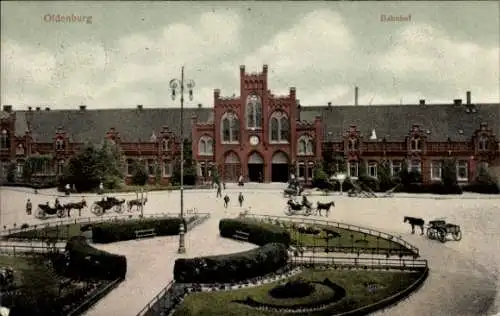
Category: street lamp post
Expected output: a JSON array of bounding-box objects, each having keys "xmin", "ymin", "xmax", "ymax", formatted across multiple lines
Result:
[{"xmin": 170, "ymin": 67, "xmax": 195, "ymax": 254}]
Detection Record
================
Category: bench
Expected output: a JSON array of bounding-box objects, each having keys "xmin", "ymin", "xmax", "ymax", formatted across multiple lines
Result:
[
  {"xmin": 135, "ymin": 228, "xmax": 156, "ymax": 239},
  {"xmin": 232, "ymin": 230, "xmax": 250, "ymax": 241}
]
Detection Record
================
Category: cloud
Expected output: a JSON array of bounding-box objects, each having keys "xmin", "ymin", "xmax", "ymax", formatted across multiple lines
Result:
[
  {"xmin": 1, "ymin": 8, "xmax": 498, "ymax": 109},
  {"xmin": 1, "ymin": 10, "xmax": 243, "ymax": 108}
]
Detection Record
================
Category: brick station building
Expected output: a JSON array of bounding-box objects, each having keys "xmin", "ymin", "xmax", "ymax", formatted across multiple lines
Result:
[{"xmin": 1, "ymin": 65, "xmax": 499, "ymax": 184}]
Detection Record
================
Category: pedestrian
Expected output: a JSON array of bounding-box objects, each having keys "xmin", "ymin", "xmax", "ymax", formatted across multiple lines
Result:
[
  {"xmin": 238, "ymin": 174, "xmax": 244, "ymax": 186},
  {"xmin": 65, "ymin": 183, "xmax": 70, "ymax": 196},
  {"xmin": 216, "ymin": 183, "xmax": 222, "ymax": 198},
  {"xmin": 26, "ymin": 199, "xmax": 32, "ymax": 215},
  {"xmin": 238, "ymin": 192, "xmax": 244, "ymax": 207},
  {"xmin": 223, "ymin": 194, "xmax": 230, "ymax": 208},
  {"xmin": 223, "ymin": 181, "xmax": 226, "ymax": 190},
  {"xmin": 98, "ymin": 181, "xmax": 104, "ymax": 195}
]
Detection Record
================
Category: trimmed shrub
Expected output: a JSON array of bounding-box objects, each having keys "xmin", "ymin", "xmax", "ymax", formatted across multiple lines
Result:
[
  {"xmin": 463, "ymin": 171, "xmax": 500, "ymax": 194},
  {"xmin": 91, "ymin": 217, "xmax": 190, "ymax": 243},
  {"xmin": 173, "ymin": 243, "xmax": 288, "ymax": 283},
  {"xmin": 269, "ymin": 278, "xmax": 315, "ymax": 298},
  {"xmin": 400, "ymin": 182, "xmax": 462, "ymax": 194},
  {"xmin": 64, "ymin": 236, "xmax": 127, "ymax": 280},
  {"xmin": 219, "ymin": 218, "xmax": 291, "ymax": 246},
  {"xmin": 358, "ymin": 175, "xmax": 380, "ymax": 192}
]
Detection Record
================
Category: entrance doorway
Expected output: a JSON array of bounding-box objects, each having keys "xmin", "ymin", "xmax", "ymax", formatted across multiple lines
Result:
[
  {"xmin": 248, "ymin": 152, "xmax": 264, "ymax": 182},
  {"xmin": 271, "ymin": 151, "xmax": 289, "ymax": 182},
  {"xmin": 223, "ymin": 152, "xmax": 241, "ymax": 182}
]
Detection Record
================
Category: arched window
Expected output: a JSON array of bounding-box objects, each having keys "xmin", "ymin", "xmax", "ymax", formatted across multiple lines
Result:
[
  {"xmin": 162, "ymin": 139, "xmax": 170, "ymax": 151},
  {"xmin": 269, "ymin": 111, "xmax": 289, "ymax": 143},
  {"xmin": 55, "ymin": 138, "xmax": 65, "ymax": 150},
  {"xmin": 410, "ymin": 137, "xmax": 421, "ymax": 151},
  {"xmin": 479, "ymin": 136, "xmax": 488, "ymax": 150},
  {"xmin": 348, "ymin": 138, "xmax": 358, "ymax": 150},
  {"xmin": 297, "ymin": 136, "xmax": 314, "ymax": 155},
  {"xmin": 198, "ymin": 136, "xmax": 213, "ymax": 156},
  {"xmin": 0, "ymin": 130, "xmax": 9, "ymax": 150},
  {"xmin": 221, "ymin": 112, "xmax": 240, "ymax": 143},
  {"xmin": 246, "ymin": 94, "xmax": 262, "ymax": 129}
]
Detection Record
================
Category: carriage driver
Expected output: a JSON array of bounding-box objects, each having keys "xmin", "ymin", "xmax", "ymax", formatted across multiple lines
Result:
[
  {"xmin": 26, "ymin": 199, "xmax": 32, "ymax": 215},
  {"xmin": 301, "ymin": 195, "xmax": 312, "ymax": 210}
]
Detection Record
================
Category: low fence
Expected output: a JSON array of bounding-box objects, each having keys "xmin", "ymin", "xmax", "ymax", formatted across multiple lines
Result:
[
  {"xmin": 1, "ymin": 211, "xmax": 210, "ymax": 241},
  {"xmin": 0, "ymin": 242, "xmax": 65, "ymax": 256},
  {"xmin": 66, "ymin": 278, "xmax": 123, "ymax": 316},
  {"xmin": 290, "ymin": 255, "xmax": 428, "ymax": 272},
  {"xmin": 241, "ymin": 214, "xmax": 420, "ymax": 257},
  {"xmin": 136, "ymin": 281, "xmax": 185, "ymax": 316}
]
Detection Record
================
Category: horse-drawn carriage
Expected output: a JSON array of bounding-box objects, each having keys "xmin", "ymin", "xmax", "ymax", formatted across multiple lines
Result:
[
  {"xmin": 426, "ymin": 218, "xmax": 462, "ymax": 243},
  {"xmin": 35, "ymin": 202, "xmax": 65, "ymax": 219},
  {"xmin": 283, "ymin": 196, "xmax": 335, "ymax": 217},
  {"xmin": 91, "ymin": 196, "xmax": 126, "ymax": 216}
]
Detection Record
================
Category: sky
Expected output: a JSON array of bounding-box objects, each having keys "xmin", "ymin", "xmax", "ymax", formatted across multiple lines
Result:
[{"xmin": 1, "ymin": 1, "xmax": 499, "ymax": 110}]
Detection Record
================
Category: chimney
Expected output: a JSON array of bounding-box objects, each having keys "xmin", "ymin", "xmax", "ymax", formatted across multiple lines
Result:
[
  {"xmin": 419, "ymin": 99, "xmax": 425, "ymax": 105},
  {"xmin": 289, "ymin": 87, "xmax": 296, "ymax": 100},
  {"xmin": 296, "ymin": 101, "xmax": 301, "ymax": 121},
  {"xmin": 263, "ymin": 64, "xmax": 268, "ymax": 74},
  {"xmin": 354, "ymin": 86, "xmax": 359, "ymax": 106},
  {"xmin": 79, "ymin": 105, "xmax": 86, "ymax": 110},
  {"xmin": 240, "ymin": 65, "xmax": 245, "ymax": 76},
  {"xmin": 197, "ymin": 103, "xmax": 202, "ymax": 108},
  {"xmin": 327, "ymin": 102, "xmax": 332, "ymax": 107},
  {"xmin": 137, "ymin": 105, "xmax": 143, "ymax": 110},
  {"xmin": 466, "ymin": 91, "xmax": 471, "ymax": 105},
  {"xmin": 28, "ymin": 106, "xmax": 32, "ymax": 111},
  {"xmin": 214, "ymin": 89, "xmax": 220, "ymax": 100},
  {"xmin": 453, "ymin": 99, "xmax": 462, "ymax": 106},
  {"xmin": 2, "ymin": 105, "xmax": 12, "ymax": 112},
  {"xmin": 36, "ymin": 107, "xmax": 41, "ymax": 111},
  {"xmin": 45, "ymin": 107, "xmax": 50, "ymax": 111}
]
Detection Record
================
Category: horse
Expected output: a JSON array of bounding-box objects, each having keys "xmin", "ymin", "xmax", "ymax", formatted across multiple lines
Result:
[
  {"xmin": 403, "ymin": 216, "xmax": 425, "ymax": 235},
  {"xmin": 316, "ymin": 201, "xmax": 335, "ymax": 217},
  {"xmin": 63, "ymin": 199, "xmax": 87, "ymax": 217},
  {"xmin": 127, "ymin": 197, "xmax": 148, "ymax": 212}
]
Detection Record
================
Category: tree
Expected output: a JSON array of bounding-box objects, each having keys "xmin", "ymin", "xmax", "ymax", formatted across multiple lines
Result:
[
  {"xmin": 23, "ymin": 156, "xmax": 52, "ymax": 183},
  {"xmin": 7, "ymin": 162, "xmax": 16, "ymax": 182},
  {"xmin": 60, "ymin": 141, "xmax": 124, "ymax": 192},
  {"xmin": 130, "ymin": 160, "xmax": 148, "ymax": 186},
  {"xmin": 312, "ymin": 163, "xmax": 329, "ymax": 189},
  {"xmin": 377, "ymin": 160, "xmax": 396, "ymax": 191},
  {"xmin": 171, "ymin": 138, "xmax": 197, "ymax": 186}
]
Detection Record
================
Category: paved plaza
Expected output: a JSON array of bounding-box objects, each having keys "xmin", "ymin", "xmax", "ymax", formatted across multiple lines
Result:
[{"xmin": 0, "ymin": 184, "xmax": 499, "ymax": 316}]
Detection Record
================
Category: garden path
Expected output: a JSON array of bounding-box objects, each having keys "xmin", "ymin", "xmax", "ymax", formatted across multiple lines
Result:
[{"xmin": 0, "ymin": 186, "xmax": 499, "ymax": 315}]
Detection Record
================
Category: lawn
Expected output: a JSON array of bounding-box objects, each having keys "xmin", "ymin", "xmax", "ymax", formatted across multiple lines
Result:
[
  {"xmin": 6, "ymin": 215, "xmax": 199, "ymax": 241},
  {"xmin": 248, "ymin": 219, "xmax": 411, "ymax": 255},
  {"xmin": 0, "ymin": 255, "xmax": 60, "ymax": 293},
  {"xmin": 172, "ymin": 269, "xmax": 423, "ymax": 316}
]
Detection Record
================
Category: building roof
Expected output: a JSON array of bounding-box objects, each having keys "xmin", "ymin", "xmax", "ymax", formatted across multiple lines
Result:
[
  {"xmin": 301, "ymin": 103, "xmax": 500, "ymax": 142},
  {"xmin": 15, "ymin": 108, "xmax": 212, "ymax": 143},
  {"xmin": 11, "ymin": 103, "xmax": 500, "ymax": 143}
]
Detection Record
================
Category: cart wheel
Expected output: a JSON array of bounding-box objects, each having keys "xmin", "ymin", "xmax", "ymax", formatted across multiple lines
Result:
[
  {"xmin": 452, "ymin": 230, "xmax": 462, "ymax": 241},
  {"xmin": 36, "ymin": 208, "xmax": 45, "ymax": 219},
  {"xmin": 57, "ymin": 209, "xmax": 64, "ymax": 218},
  {"xmin": 437, "ymin": 228, "xmax": 446, "ymax": 243},
  {"xmin": 92, "ymin": 204, "xmax": 103, "ymax": 216},
  {"xmin": 426, "ymin": 228, "xmax": 434, "ymax": 239}
]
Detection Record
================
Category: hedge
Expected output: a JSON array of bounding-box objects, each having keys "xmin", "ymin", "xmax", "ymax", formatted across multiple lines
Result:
[
  {"xmin": 91, "ymin": 217, "xmax": 190, "ymax": 243},
  {"xmin": 463, "ymin": 181, "xmax": 500, "ymax": 194},
  {"xmin": 173, "ymin": 243, "xmax": 288, "ymax": 283},
  {"xmin": 1, "ymin": 182, "xmax": 58, "ymax": 189},
  {"xmin": 401, "ymin": 182, "xmax": 463, "ymax": 195},
  {"xmin": 219, "ymin": 218, "xmax": 291, "ymax": 246},
  {"xmin": 62, "ymin": 236, "xmax": 127, "ymax": 280}
]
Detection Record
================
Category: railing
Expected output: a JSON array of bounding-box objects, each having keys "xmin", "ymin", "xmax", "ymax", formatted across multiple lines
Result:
[
  {"xmin": 67, "ymin": 278, "xmax": 123, "ymax": 316},
  {"xmin": 1, "ymin": 212, "xmax": 210, "ymax": 239},
  {"xmin": 135, "ymin": 281, "xmax": 183, "ymax": 316},
  {"xmin": 290, "ymin": 255, "xmax": 427, "ymax": 271},
  {"xmin": 0, "ymin": 243, "xmax": 65, "ymax": 256},
  {"xmin": 241, "ymin": 214, "xmax": 420, "ymax": 257}
]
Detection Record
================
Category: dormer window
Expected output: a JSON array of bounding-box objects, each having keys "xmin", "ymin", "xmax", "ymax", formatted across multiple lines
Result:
[
  {"xmin": 162, "ymin": 139, "xmax": 171, "ymax": 151},
  {"xmin": 55, "ymin": 138, "xmax": 65, "ymax": 150},
  {"xmin": 479, "ymin": 136, "xmax": 488, "ymax": 150},
  {"xmin": 410, "ymin": 137, "xmax": 421, "ymax": 151},
  {"xmin": 348, "ymin": 138, "xmax": 359, "ymax": 150},
  {"xmin": 0, "ymin": 130, "xmax": 9, "ymax": 150}
]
